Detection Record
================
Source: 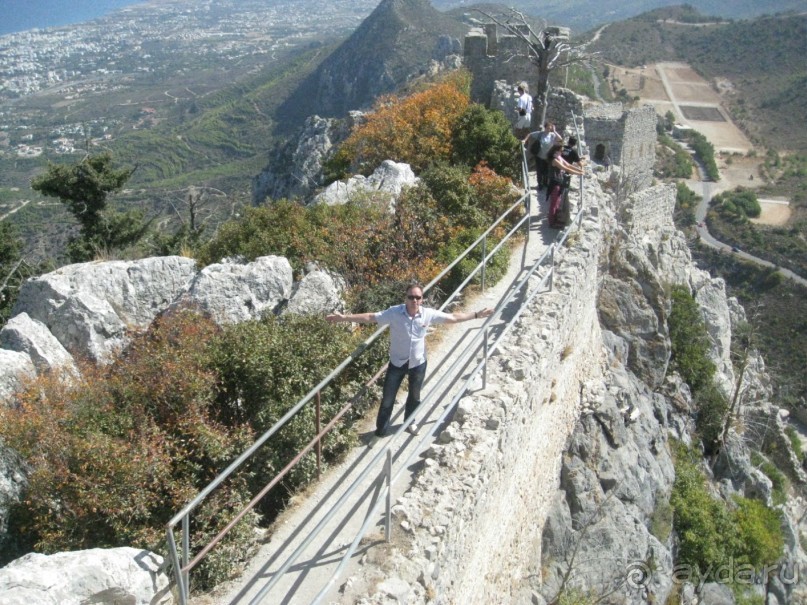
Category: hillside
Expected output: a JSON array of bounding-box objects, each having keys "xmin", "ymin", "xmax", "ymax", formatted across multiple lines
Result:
[
  {"xmin": 589, "ymin": 8, "xmax": 807, "ymax": 151},
  {"xmin": 432, "ymin": 0, "xmax": 807, "ymax": 33}
]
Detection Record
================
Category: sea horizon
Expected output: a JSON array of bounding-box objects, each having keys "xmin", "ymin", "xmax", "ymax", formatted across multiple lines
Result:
[{"xmin": 0, "ymin": 0, "xmax": 143, "ymax": 36}]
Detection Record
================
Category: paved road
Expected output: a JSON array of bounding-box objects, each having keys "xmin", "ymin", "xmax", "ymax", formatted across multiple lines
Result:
[{"xmin": 687, "ymin": 161, "xmax": 807, "ymax": 287}]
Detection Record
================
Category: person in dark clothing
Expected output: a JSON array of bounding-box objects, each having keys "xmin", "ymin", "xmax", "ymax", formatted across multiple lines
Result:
[
  {"xmin": 561, "ymin": 136, "xmax": 584, "ymax": 167},
  {"xmin": 546, "ymin": 143, "xmax": 584, "ymax": 228}
]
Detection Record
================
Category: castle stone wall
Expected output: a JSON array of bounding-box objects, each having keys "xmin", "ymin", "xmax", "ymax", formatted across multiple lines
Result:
[
  {"xmin": 585, "ymin": 104, "xmax": 657, "ymax": 188},
  {"xmin": 622, "ymin": 182, "xmax": 676, "ymax": 234}
]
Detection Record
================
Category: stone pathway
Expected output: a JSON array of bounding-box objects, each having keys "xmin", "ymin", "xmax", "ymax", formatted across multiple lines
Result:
[{"xmin": 192, "ymin": 182, "xmax": 564, "ymax": 605}]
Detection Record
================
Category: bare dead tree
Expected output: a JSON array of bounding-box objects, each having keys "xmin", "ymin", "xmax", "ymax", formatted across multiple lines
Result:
[{"xmin": 474, "ymin": 9, "xmax": 592, "ymax": 126}]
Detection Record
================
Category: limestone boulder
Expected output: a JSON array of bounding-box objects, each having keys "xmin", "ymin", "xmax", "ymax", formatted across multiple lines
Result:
[
  {"xmin": 252, "ymin": 112, "xmax": 359, "ymax": 204},
  {"xmin": 699, "ymin": 582, "xmax": 735, "ymax": 605},
  {"xmin": 312, "ymin": 160, "xmax": 418, "ymax": 208},
  {"xmin": 285, "ymin": 269, "xmax": 346, "ymax": 316},
  {"xmin": 183, "ymin": 255, "xmax": 293, "ymax": 324},
  {"xmin": 11, "ymin": 256, "xmax": 197, "ymax": 361},
  {"xmin": 0, "ymin": 312, "xmax": 75, "ymax": 374},
  {"xmin": 693, "ymin": 276, "xmax": 735, "ymax": 397},
  {"xmin": 0, "ymin": 349, "xmax": 34, "ymax": 405},
  {"xmin": 0, "ymin": 547, "xmax": 172, "ymax": 605},
  {"xmin": 597, "ymin": 274, "xmax": 670, "ymax": 388}
]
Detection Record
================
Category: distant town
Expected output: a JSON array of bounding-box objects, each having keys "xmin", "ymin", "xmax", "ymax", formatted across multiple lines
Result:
[{"xmin": 0, "ymin": 0, "xmax": 377, "ymax": 158}]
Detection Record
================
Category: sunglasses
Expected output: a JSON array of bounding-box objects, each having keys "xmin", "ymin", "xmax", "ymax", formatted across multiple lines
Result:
[{"xmin": 406, "ymin": 295, "xmax": 423, "ymax": 301}]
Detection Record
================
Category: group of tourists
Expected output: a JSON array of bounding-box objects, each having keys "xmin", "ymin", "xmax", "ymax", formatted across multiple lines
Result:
[
  {"xmin": 513, "ymin": 83, "xmax": 586, "ymax": 228},
  {"xmin": 523, "ymin": 121, "xmax": 585, "ymax": 228}
]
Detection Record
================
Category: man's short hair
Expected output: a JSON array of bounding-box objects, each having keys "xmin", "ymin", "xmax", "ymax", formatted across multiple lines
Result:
[{"xmin": 406, "ymin": 281, "xmax": 424, "ymax": 294}]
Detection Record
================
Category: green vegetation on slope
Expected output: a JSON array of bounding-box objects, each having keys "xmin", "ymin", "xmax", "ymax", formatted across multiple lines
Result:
[
  {"xmin": 691, "ymin": 245, "xmax": 807, "ymax": 405},
  {"xmin": 590, "ymin": 10, "xmax": 807, "ymax": 151}
]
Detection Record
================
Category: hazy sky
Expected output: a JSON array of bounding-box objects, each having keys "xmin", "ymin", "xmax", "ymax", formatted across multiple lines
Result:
[{"xmin": 0, "ymin": 0, "xmax": 140, "ymax": 35}]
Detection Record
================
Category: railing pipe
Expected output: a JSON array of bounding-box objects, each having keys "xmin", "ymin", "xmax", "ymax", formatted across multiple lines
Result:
[
  {"xmin": 481, "ymin": 234, "xmax": 487, "ymax": 292},
  {"xmin": 316, "ymin": 391, "xmax": 322, "ymax": 481},
  {"xmin": 311, "ymin": 204, "xmax": 587, "ymax": 605},
  {"xmin": 165, "ymin": 148, "xmax": 561, "ymax": 598},
  {"xmin": 384, "ymin": 449, "xmax": 392, "ymax": 543}
]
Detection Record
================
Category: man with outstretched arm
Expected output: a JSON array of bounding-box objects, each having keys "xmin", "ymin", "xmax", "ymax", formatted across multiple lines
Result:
[{"xmin": 327, "ymin": 282, "xmax": 493, "ymax": 442}]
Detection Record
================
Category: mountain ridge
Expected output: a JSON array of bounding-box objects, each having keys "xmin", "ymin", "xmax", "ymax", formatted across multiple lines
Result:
[{"xmin": 275, "ymin": 0, "xmax": 468, "ymax": 127}]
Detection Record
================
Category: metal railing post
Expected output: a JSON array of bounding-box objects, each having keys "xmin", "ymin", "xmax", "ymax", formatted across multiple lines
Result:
[
  {"xmin": 316, "ymin": 391, "xmax": 322, "ymax": 481},
  {"xmin": 384, "ymin": 449, "xmax": 392, "ymax": 543},
  {"xmin": 481, "ymin": 234, "xmax": 487, "ymax": 292},
  {"xmin": 549, "ymin": 243, "xmax": 556, "ymax": 292},
  {"xmin": 482, "ymin": 326, "xmax": 489, "ymax": 389},
  {"xmin": 182, "ymin": 515, "xmax": 190, "ymax": 595},
  {"xmin": 166, "ymin": 529, "xmax": 188, "ymax": 605}
]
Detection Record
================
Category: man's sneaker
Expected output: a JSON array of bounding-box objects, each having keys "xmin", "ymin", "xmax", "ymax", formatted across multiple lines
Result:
[
  {"xmin": 406, "ymin": 422, "xmax": 419, "ymax": 436},
  {"xmin": 368, "ymin": 433, "xmax": 382, "ymax": 447}
]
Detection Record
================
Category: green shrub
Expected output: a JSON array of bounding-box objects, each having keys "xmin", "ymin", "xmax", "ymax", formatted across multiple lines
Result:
[
  {"xmin": 671, "ymin": 444, "xmax": 785, "ymax": 580},
  {"xmin": 695, "ymin": 382, "xmax": 729, "ymax": 456},
  {"xmin": 733, "ymin": 496, "xmax": 784, "ymax": 567},
  {"xmin": 750, "ymin": 451, "xmax": 789, "ymax": 506},
  {"xmin": 668, "ymin": 286, "xmax": 716, "ymax": 394},
  {"xmin": 785, "ymin": 426, "xmax": 805, "ymax": 462},
  {"xmin": 671, "ymin": 444, "xmax": 740, "ymax": 575},
  {"xmin": 209, "ymin": 314, "xmax": 385, "ymax": 517},
  {"xmin": 713, "ymin": 188, "xmax": 762, "ymax": 219},
  {"xmin": 0, "ymin": 308, "xmax": 257, "ymax": 589},
  {"xmin": 451, "ymin": 103, "xmax": 520, "ymax": 180},
  {"xmin": 683, "ymin": 129, "xmax": 719, "ymax": 181},
  {"xmin": 675, "ymin": 181, "xmax": 700, "ymax": 227}
]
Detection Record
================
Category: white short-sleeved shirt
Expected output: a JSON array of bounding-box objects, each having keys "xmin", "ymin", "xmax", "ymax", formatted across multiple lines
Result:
[{"xmin": 374, "ymin": 305, "xmax": 453, "ymax": 367}]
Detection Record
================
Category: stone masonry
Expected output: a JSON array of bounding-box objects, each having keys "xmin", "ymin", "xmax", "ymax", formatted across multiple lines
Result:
[{"xmin": 338, "ymin": 177, "xmax": 606, "ymax": 604}]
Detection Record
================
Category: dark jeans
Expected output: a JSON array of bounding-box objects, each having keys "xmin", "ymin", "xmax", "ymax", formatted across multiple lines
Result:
[
  {"xmin": 375, "ymin": 361, "xmax": 426, "ymax": 436},
  {"xmin": 536, "ymin": 156, "xmax": 549, "ymax": 188}
]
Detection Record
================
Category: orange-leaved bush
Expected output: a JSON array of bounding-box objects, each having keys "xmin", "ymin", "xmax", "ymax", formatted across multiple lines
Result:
[
  {"xmin": 330, "ymin": 70, "xmax": 471, "ymax": 176},
  {"xmin": 0, "ymin": 307, "xmax": 257, "ymax": 590}
]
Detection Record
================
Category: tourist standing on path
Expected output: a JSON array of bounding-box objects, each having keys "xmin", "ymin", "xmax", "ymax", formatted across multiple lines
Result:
[
  {"xmin": 546, "ymin": 143, "xmax": 584, "ymax": 228},
  {"xmin": 514, "ymin": 83, "xmax": 532, "ymax": 140},
  {"xmin": 524, "ymin": 122, "xmax": 563, "ymax": 191},
  {"xmin": 327, "ymin": 283, "xmax": 493, "ymax": 441}
]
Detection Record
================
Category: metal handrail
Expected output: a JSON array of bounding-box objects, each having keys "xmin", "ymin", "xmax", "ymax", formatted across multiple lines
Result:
[
  {"xmin": 165, "ymin": 147, "xmax": 535, "ymax": 603},
  {"xmin": 255, "ymin": 148, "xmax": 590, "ymax": 605},
  {"xmin": 308, "ymin": 163, "xmax": 589, "ymax": 605}
]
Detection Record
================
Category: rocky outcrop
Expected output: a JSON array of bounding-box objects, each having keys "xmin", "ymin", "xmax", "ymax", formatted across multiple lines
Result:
[
  {"xmin": 0, "ymin": 312, "xmax": 75, "ymax": 374},
  {"xmin": 286, "ymin": 268, "xmax": 346, "ymax": 316},
  {"xmin": 0, "ymin": 254, "xmax": 346, "ymax": 392},
  {"xmin": 252, "ymin": 114, "xmax": 359, "ymax": 205},
  {"xmin": 180, "ymin": 255, "xmax": 293, "ymax": 324},
  {"xmin": 538, "ymin": 333, "xmax": 678, "ymax": 605},
  {"xmin": 311, "ymin": 160, "xmax": 418, "ymax": 208},
  {"xmin": 0, "ymin": 441, "xmax": 28, "ymax": 559},
  {"xmin": 0, "ymin": 349, "xmax": 34, "ymax": 404},
  {"xmin": 11, "ymin": 256, "xmax": 197, "ymax": 361},
  {"xmin": 0, "ymin": 547, "xmax": 172, "ymax": 605}
]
